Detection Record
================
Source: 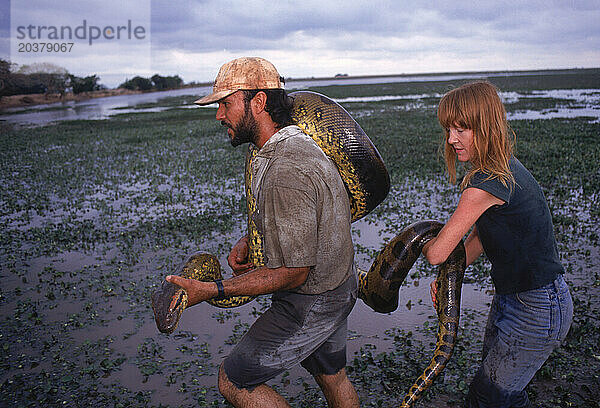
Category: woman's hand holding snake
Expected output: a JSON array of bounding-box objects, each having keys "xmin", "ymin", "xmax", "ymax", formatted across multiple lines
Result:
[{"xmin": 430, "ymin": 279, "xmax": 438, "ymax": 307}]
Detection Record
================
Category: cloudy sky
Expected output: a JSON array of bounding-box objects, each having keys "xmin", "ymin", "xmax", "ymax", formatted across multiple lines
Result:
[{"xmin": 2, "ymin": 0, "xmax": 599, "ymax": 88}]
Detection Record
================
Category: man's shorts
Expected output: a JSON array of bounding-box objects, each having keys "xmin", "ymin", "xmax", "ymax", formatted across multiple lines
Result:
[{"xmin": 222, "ymin": 274, "xmax": 358, "ymax": 390}]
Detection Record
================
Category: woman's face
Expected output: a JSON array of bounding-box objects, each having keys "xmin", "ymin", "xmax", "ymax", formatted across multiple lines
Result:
[{"xmin": 447, "ymin": 125, "xmax": 474, "ymax": 162}]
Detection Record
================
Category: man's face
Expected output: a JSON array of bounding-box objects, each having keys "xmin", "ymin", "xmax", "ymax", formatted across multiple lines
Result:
[{"xmin": 216, "ymin": 91, "xmax": 259, "ymax": 147}]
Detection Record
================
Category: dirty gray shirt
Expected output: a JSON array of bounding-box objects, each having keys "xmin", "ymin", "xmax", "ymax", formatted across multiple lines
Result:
[{"xmin": 251, "ymin": 125, "xmax": 354, "ymax": 294}]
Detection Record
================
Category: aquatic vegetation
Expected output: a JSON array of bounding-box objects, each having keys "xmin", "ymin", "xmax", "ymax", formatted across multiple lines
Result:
[{"xmin": 0, "ymin": 70, "xmax": 598, "ymax": 407}]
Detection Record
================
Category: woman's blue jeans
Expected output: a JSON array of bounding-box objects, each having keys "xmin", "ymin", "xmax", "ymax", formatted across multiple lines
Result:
[{"xmin": 466, "ymin": 274, "xmax": 573, "ymax": 408}]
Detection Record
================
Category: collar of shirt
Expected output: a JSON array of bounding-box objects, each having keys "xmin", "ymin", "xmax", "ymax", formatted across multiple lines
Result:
[{"xmin": 256, "ymin": 125, "xmax": 303, "ymax": 158}]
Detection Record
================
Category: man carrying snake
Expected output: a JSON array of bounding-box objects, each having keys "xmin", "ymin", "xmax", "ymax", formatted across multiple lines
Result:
[{"xmin": 166, "ymin": 57, "xmax": 360, "ymax": 408}]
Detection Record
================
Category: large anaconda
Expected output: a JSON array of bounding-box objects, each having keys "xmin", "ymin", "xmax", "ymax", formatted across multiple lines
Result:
[
  {"xmin": 153, "ymin": 90, "xmax": 391, "ymax": 318},
  {"xmin": 358, "ymin": 220, "xmax": 466, "ymax": 407},
  {"xmin": 151, "ymin": 91, "xmax": 466, "ymax": 407}
]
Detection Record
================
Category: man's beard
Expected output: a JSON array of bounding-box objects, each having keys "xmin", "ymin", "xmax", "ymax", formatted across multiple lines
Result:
[{"xmin": 224, "ymin": 105, "xmax": 259, "ymax": 147}]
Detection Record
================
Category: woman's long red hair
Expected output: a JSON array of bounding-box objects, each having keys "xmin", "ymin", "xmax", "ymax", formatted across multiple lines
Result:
[{"xmin": 437, "ymin": 81, "xmax": 515, "ymax": 190}]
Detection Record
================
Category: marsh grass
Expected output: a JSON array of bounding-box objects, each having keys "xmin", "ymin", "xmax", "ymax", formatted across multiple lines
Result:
[{"xmin": 1, "ymin": 70, "xmax": 599, "ymax": 407}]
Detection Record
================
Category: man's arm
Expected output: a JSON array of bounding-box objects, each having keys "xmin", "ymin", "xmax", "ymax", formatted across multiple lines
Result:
[{"xmin": 166, "ymin": 265, "xmax": 310, "ymax": 307}]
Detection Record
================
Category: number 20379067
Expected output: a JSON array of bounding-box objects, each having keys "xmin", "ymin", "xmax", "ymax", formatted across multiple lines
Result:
[{"xmin": 18, "ymin": 42, "xmax": 74, "ymax": 53}]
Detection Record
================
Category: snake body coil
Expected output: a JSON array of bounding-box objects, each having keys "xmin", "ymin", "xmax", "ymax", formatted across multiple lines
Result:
[
  {"xmin": 151, "ymin": 92, "xmax": 466, "ymax": 407},
  {"xmin": 357, "ymin": 220, "xmax": 466, "ymax": 407},
  {"xmin": 153, "ymin": 90, "xmax": 390, "ymax": 319},
  {"xmin": 290, "ymin": 91, "xmax": 390, "ymax": 222}
]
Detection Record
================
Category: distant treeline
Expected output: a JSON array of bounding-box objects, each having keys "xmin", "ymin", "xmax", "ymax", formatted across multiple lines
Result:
[
  {"xmin": 0, "ymin": 59, "xmax": 104, "ymax": 97},
  {"xmin": 0, "ymin": 59, "xmax": 185, "ymax": 97},
  {"xmin": 118, "ymin": 74, "xmax": 183, "ymax": 91}
]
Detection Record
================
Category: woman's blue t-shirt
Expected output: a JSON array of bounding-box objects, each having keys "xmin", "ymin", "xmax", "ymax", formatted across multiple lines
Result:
[{"xmin": 468, "ymin": 157, "xmax": 564, "ymax": 294}]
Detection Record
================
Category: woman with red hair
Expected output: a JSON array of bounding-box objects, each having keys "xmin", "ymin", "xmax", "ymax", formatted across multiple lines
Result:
[{"xmin": 424, "ymin": 81, "xmax": 573, "ymax": 408}]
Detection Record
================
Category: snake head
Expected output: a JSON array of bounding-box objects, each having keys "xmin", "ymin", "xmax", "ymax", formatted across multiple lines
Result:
[{"xmin": 151, "ymin": 279, "xmax": 189, "ymax": 334}]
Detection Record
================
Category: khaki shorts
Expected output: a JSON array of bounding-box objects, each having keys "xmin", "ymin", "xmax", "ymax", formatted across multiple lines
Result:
[{"xmin": 223, "ymin": 275, "xmax": 357, "ymax": 390}]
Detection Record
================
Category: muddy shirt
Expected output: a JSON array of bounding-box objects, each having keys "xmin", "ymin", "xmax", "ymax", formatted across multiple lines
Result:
[
  {"xmin": 469, "ymin": 156, "xmax": 564, "ymax": 294},
  {"xmin": 250, "ymin": 125, "xmax": 354, "ymax": 294}
]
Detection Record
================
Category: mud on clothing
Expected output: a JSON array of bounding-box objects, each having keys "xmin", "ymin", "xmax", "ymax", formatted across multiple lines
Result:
[
  {"xmin": 250, "ymin": 125, "xmax": 354, "ymax": 293},
  {"xmin": 224, "ymin": 125, "xmax": 356, "ymax": 389},
  {"xmin": 466, "ymin": 275, "xmax": 572, "ymax": 408},
  {"xmin": 223, "ymin": 274, "xmax": 357, "ymax": 390},
  {"xmin": 466, "ymin": 156, "xmax": 573, "ymax": 407}
]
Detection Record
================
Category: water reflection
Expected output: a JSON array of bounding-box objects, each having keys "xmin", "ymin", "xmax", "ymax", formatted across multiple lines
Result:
[
  {"xmin": 0, "ymin": 86, "xmax": 212, "ymax": 126},
  {"xmin": 4, "ymin": 71, "xmax": 597, "ymax": 126}
]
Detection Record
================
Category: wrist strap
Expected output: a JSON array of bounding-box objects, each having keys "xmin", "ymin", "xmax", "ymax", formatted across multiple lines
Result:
[{"xmin": 215, "ymin": 279, "xmax": 225, "ymax": 300}]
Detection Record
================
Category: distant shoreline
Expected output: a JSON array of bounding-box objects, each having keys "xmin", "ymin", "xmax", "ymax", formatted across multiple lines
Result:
[
  {"xmin": 2, "ymin": 67, "xmax": 597, "ymax": 110},
  {"xmin": 284, "ymin": 67, "xmax": 599, "ymax": 84},
  {"xmin": 0, "ymin": 88, "xmax": 144, "ymax": 110},
  {"xmin": 0, "ymin": 83, "xmax": 211, "ymax": 110}
]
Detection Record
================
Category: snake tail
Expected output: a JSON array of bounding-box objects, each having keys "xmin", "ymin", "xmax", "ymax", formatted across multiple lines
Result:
[{"xmin": 357, "ymin": 220, "xmax": 466, "ymax": 408}]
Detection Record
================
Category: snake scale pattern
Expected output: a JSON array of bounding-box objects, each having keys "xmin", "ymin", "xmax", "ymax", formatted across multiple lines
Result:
[
  {"xmin": 151, "ymin": 91, "xmax": 466, "ymax": 407},
  {"xmin": 357, "ymin": 220, "xmax": 466, "ymax": 407}
]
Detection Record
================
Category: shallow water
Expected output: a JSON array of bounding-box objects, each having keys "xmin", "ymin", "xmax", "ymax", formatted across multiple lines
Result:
[
  {"xmin": 2, "ymin": 71, "xmax": 598, "ymax": 406},
  {"xmin": 336, "ymin": 89, "xmax": 600, "ymax": 123},
  {"xmin": 0, "ymin": 86, "xmax": 211, "ymax": 126},
  {"xmin": 16, "ymin": 223, "xmax": 493, "ymax": 406},
  {"xmin": 3, "ymin": 71, "xmax": 598, "ymax": 126},
  {"xmin": 0, "ymin": 177, "xmax": 496, "ymax": 405}
]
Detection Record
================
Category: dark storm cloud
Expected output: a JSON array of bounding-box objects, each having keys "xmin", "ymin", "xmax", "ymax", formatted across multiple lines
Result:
[
  {"xmin": 148, "ymin": 0, "xmax": 599, "ymax": 60},
  {"xmin": 3, "ymin": 0, "xmax": 598, "ymax": 85},
  {"xmin": 150, "ymin": 1, "xmax": 410, "ymax": 51}
]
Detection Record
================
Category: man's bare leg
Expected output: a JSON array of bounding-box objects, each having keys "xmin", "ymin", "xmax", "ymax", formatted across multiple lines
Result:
[
  {"xmin": 218, "ymin": 364, "xmax": 291, "ymax": 408},
  {"xmin": 314, "ymin": 368, "xmax": 360, "ymax": 408}
]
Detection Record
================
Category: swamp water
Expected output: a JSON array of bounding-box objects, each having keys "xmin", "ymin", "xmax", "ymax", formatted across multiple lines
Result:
[
  {"xmin": 2, "ymin": 70, "xmax": 599, "ymax": 127},
  {"xmin": 1, "ymin": 69, "xmax": 599, "ymax": 407}
]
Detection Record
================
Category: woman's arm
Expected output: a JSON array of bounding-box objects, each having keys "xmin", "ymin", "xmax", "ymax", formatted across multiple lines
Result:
[
  {"xmin": 422, "ymin": 187, "xmax": 503, "ymax": 266},
  {"xmin": 429, "ymin": 226, "xmax": 484, "ymax": 305},
  {"xmin": 464, "ymin": 225, "xmax": 484, "ymax": 266}
]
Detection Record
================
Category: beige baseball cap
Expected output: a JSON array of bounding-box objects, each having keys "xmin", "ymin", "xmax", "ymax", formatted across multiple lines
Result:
[{"xmin": 194, "ymin": 57, "xmax": 284, "ymax": 105}]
